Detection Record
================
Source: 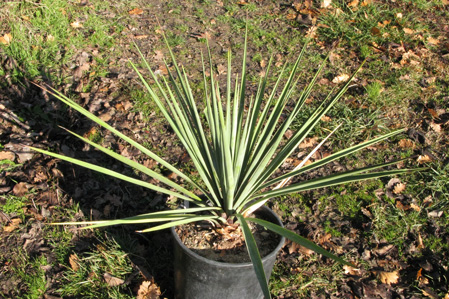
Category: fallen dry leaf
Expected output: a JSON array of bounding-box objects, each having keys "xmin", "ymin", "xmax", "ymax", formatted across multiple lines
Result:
[
  {"xmin": 306, "ymin": 26, "xmax": 317, "ymax": 39},
  {"xmin": 284, "ymin": 129, "xmax": 294, "ymax": 139},
  {"xmin": 377, "ymin": 270, "xmax": 399, "ymax": 285},
  {"xmin": 410, "ymin": 203, "xmax": 421, "ymax": 212},
  {"xmin": 396, "ymin": 200, "xmax": 410, "ymax": 211},
  {"xmin": 428, "ymin": 210, "xmax": 443, "ymax": 218},
  {"xmin": 0, "ymin": 33, "xmax": 12, "ymax": 45},
  {"xmin": 70, "ymin": 21, "xmax": 83, "ymax": 28},
  {"xmin": 153, "ymin": 50, "xmax": 164, "ymax": 61},
  {"xmin": 429, "ymin": 122, "xmax": 441, "ymax": 133},
  {"xmin": 134, "ymin": 35, "xmax": 149, "ymax": 40},
  {"xmin": 99, "ymin": 111, "xmax": 113, "ymax": 122},
  {"xmin": 348, "ymin": 0, "xmax": 359, "ymax": 7},
  {"xmin": 104, "ymin": 273, "xmax": 124, "ymax": 287},
  {"xmin": 427, "ymin": 108, "xmax": 439, "ymax": 118},
  {"xmin": 217, "ymin": 64, "xmax": 227, "ymax": 75},
  {"xmin": 427, "ymin": 36, "xmax": 440, "ymax": 45},
  {"xmin": 396, "ymin": 12, "xmax": 403, "ymax": 19},
  {"xmin": 361, "ymin": 0, "xmax": 373, "ymax": 6},
  {"xmin": 137, "ymin": 280, "xmax": 161, "ymax": 299},
  {"xmin": 321, "ymin": 115, "xmax": 332, "ymax": 122},
  {"xmin": 417, "ymin": 232, "xmax": 425, "ymax": 249},
  {"xmin": 393, "ymin": 182, "xmax": 406, "ymax": 194},
  {"xmin": 3, "ymin": 218, "xmax": 22, "ymax": 233},
  {"xmin": 286, "ymin": 13, "xmax": 297, "ymax": 20},
  {"xmin": 416, "ymin": 268, "xmax": 423, "ymax": 280},
  {"xmin": 417, "ymin": 154, "xmax": 432, "ymax": 164},
  {"xmin": 343, "ymin": 265, "xmax": 362, "ymax": 275},
  {"xmin": 0, "ymin": 151, "xmax": 15, "ymax": 161},
  {"xmin": 298, "ymin": 137, "xmax": 318, "ymax": 149},
  {"xmin": 371, "ymin": 27, "xmax": 381, "ymax": 36},
  {"xmin": 285, "ymin": 239, "xmax": 313, "ymax": 255},
  {"xmin": 129, "ymin": 8, "xmax": 144, "ymax": 15},
  {"xmin": 13, "ymin": 182, "xmax": 28, "ymax": 196},
  {"xmin": 69, "ymin": 254, "xmax": 80, "ymax": 271},
  {"xmin": 332, "ymin": 74, "xmax": 350, "ymax": 84},
  {"xmin": 403, "ymin": 28, "xmax": 415, "ymax": 34},
  {"xmin": 321, "ymin": 0, "xmax": 332, "ymax": 8},
  {"xmin": 398, "ymin": 139, "xmax": 415, "ymax": 149},
  {"xmin": 422, "ymin": 288, "xmax": 439, "ymax": 299}
]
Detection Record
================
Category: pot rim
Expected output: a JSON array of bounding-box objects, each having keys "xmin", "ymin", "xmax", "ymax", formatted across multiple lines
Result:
[{"xmin": 170, "ymin": 206, "xmax": 285, "ymax": 268}]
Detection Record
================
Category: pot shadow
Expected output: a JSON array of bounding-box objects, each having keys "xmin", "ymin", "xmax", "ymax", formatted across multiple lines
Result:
[{"xmin": 0, "ymin": 63, "xmax": 177, "ymax": 297}]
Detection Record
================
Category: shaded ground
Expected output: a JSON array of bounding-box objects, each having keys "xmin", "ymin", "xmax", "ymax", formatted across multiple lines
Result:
[{"xmin": 1, "ymin": 0, "xmax": 449, "ymax": 298}]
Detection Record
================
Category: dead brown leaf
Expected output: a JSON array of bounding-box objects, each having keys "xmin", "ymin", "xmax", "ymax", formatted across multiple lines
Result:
[
  {"xmin": 371, "ymin": 27, "xmax": 381, "ymax": 36},
  {"xmin": 422, "ymin": 288, "xmax": 439, "ymax": 299},
  {"xmin": 343, "ymin": 265, "xmax": 362, "ymax": 275},
  {"xmin": 0, "ymin": 151, "xmax": 15, "ymax": 161},
  {"xmin": 321, "ymin": 115, "xmax": 332, "ymax": 122},
  {"xmin": 134, "ymin": 35, "xmax": 149, "ymax": 40},
  {"xmin": 69, "ymin": 254, "xmax": 80, "ymax": 271},
  {"xmin": 285, "ymin": 239, "xmax": 313, "ymax": 255},
  {"xmin": 398, "ymin": 139, "xmax": 415, "ymax": 149},
  {"xmin": 396, "ymin": 200, "xmax": 410, "ymax": 211},
  {"xmin": 0, "ymin": 33, "xmax": 12, "ymax": 45},
  {"xmin": 217, "ymin": 64, "xmax": 226, "ymax": 75},
  {"xmin": 417, "ymin": 232, "xmax": 425, "ymax": 249},
  {"xmin": 427, "ymin": 36, "xmax": 440, "ymax": 45},
  {"xmin": 13, "ymin": 182, "xmax": 28, "ymax": 196},
  {"xmin": 129, "ymin": 8, "xmax": 144, "ymax": 15},
  {"xmin": 137, "ymin": 280, "xmax": 161, "ymax": 299},
  {"xmin": 429, "ymin": 122, "xmax": 441, "ymax": 133},
  {"xmin": 306, "ymin": 26, "xmax": 317, "ymax": 39},
  {"xmin": 3, "ymin": 218, "xmax": 22, "ymax": 233},
  {"xmin": 284, "ymin": 129, "xmax": 294, "ymax": 139},
  {"xmin": 321, "ymin": 0, "xmax": 332, "ymax": 8},
  {"xmin": 377, "ymin": 270, "xmax": 399, "ymax": 285},
  {"xmin": 361, "ymin": 0, "xmax": 373, "ymax": 6},
  {"xmin": 348, "ymin": 0, "xmax": 359, "ymax": 8},
  {"xmin": 70, "ymin": 21, "xmax": 83, "ymax": 28},
  {"xmin": 403, "ymin": 28, "xmax": 415, "ymax": 35},
  {"xmin": 332, "ymin": 74, "xmax": 350, "ymax": 84},
  {"xmin": 375, "ymin": 244, "xmax": 394, "ymax": 256},
  {"xmin": 298, "ymin": 137, "xmax": 318, "ymax": 149},
  {"xmin": 427, "ymin": 108, "xmax": 439, "ymax": 118},
  {"xmin": 410, "ymin": 203, "xmax": 421, "ymax": 212},
  {"xmin": 393, "ymin": 182, "xmax": 406, "ymax": 194},
  {"xmin": 153, "ymin": 50, "xmax": 164, "ymax": 61},
  {"xmin": 104, "ymin": 273, "xmax": 124, "ymax": 287},
  {"xmin": 417, "ymin": 154, "xmax": 432, "ymax": 164},
  {"xmin": 99, "ymin": 111, "xmax": 113, "ymax": 122}
]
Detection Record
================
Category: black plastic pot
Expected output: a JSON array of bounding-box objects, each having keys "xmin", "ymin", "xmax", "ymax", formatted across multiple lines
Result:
[{"xmin": 171, "ymin": 206, "xmax": 285, "ymax": 299}]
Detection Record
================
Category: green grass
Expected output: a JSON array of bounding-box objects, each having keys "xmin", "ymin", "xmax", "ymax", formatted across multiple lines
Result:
[
  {"xmin": 17, "ymin": 255, "xmax": 48, "ymax": 299},
  {"xmin": 0, "ymin": 0, "xmax": 126, "ymax": 82},
  {"xmin": 0, "ymin": 195, "xmax": 27, "ymax": 221},
  {"xmin": 57, "ymin": 234, "xmax": 134, "ymax": 299}
]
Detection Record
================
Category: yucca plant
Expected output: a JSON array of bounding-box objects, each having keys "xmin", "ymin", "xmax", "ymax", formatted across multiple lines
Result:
[{"xmin": 31, "ymin": 28, "xmax": 418, "ymax": 298}]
